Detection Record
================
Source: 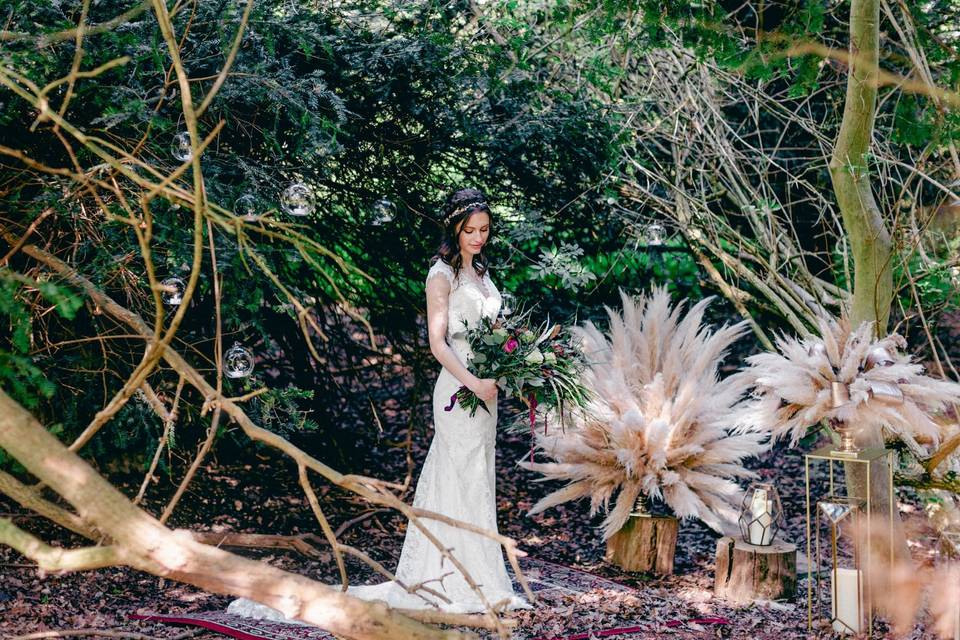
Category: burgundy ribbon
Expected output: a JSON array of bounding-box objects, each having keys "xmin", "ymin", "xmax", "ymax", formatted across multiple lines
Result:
[{"xmin": 443, "ymin": 390, "xmax": 459, "ymax": 412}]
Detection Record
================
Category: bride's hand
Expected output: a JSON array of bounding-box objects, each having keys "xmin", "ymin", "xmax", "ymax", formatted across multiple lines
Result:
[{"xmin": 470, "ymin": 378, "xmax": 498, "ymax": 402}]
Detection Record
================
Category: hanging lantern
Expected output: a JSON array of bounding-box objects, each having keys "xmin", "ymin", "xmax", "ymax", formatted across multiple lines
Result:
[
  {"xmin": 645, "ymin": 223, "xmax": 666, "ymax": 246},
  {"xmin": 224, "ymin": 342, "xmax": 255, "ymax": 378},
  {"xmin": 280, "ymin": 182, "xmax": 315, "ymax": 217},
  {"xmin": 738, "ymin": 482, "xmax": 783, "ymax": 546},
  {"xmin": 235, "ymin": 193, "xmax": 259, "ymax": 221},
  {"xmin": 171, "ymin": 131, "xmax": 192, "ymax": 162},
  {"xmin": 371, "ymin": 198, "xmax": 396, "ymax": 225},
  {"xmin": 159, "ymin": 277, "xmax": 185, "ymax": 306}
]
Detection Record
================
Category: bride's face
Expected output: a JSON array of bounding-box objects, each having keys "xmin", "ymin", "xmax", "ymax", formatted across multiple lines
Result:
[{"xmin": 457, "ymin": 211, "xmax": 490, "ymax": 259}]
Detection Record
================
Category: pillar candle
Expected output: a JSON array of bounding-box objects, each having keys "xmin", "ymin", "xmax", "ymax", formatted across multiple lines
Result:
[
  {"xmin": 831, "ymin": 567, "xmax": 863, "ymax": 635},
  {"xmin": 748, "ymin": 490, "xmax": 774, "ymax": 545}
]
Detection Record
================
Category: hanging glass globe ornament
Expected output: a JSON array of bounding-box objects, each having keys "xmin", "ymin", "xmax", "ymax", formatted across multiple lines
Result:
[
  {"xmin": 223, "ymin": 342, "xmax": 255, "ymax": 378},
  {"xmin": 171, "ymin": 131, "xmax": 192, "ymax": 162},
  {"xmin": 160, "ymin": 277, "xmax": 185, "ymax": 306},
  {"xmin": 645, "ymin": 222, "xmax": 666, "ymax": 246},
  {"xmin": 280, "ymin": 182, "xmax": 315, "ymax": 217},
  {"xmin": 371, "ymin": 198, "xmax": 397, "ymax": 225},
  {"xmin": 500, "ymin": 292, "xmax": 516, "ymax": 317},
  {"xmin": 235, "ymin": 193, "xmax": 259, "ymax": 221}
]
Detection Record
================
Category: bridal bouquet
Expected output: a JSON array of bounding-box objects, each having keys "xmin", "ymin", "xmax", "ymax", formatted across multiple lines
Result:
[{"xmin": 445, "ymin": 307, "xmax": 590, "ymax": 435}]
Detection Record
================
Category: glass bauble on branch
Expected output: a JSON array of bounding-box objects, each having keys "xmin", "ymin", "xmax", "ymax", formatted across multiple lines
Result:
[
  {"xmin": 171, "ymin": 131, "xmax": 192, "ymax": 162},
  {"xmin": 280, "ymin": 182, "xmax": 315, "ymax": 217},
  {"xmin": 223, "ymin": 342, "xmax": 255, "ymax": 379},
  {"xmin": 371, "ymin": 198, "xmax": 396, "ymax": 225},
  {"xmin": 160, "ymin": 277, "xmax": 185, "ymax": 306},
  {"xmin": 234, "ymin": 193, "xmax": 259, "ymax": 221}
]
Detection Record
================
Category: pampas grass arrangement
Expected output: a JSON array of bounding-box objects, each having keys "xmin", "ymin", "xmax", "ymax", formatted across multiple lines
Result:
[
  {"xmin": 731, "ymin": 315, "xmax": 960, "ymax": 459},
  {"xmin": 519, "ymin": 287, "xmax": 768, "ymax": 538}
]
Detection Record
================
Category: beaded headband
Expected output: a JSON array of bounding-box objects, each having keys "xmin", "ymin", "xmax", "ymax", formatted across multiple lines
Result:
[{"xmin": 443, "ymin": 200, "xmax": 488, "ymax": 225}]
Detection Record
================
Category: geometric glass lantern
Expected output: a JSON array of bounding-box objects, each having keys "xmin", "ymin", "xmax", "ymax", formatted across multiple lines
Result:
[
  {"xmin": 738, "ymin": 481, "xmax": 784, "ymax": 546},
  {"xmin": 223, "ymin": 342, "xmax": 255, "ymax": 379},
  {"xmin": 805, "ymin": 445, "xmax": 895, "ymax": 639},
  {"xmin": 816, "ymin": 495, "xmax": 865, "ymax": 635}
]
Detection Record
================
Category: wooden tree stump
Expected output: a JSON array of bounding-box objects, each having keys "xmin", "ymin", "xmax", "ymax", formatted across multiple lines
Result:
[
  {"xmin": 714, "ymin": 535, "xmax": 797, "ymax": 604},
  {"xmin": 605, "ymin": 514, "xmax": 678, "ymax": 575}
]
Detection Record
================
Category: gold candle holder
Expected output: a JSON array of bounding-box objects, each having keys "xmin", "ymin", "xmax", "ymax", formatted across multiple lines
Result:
[{"xmin": 804, "ymin": 446, "xmax": 895, "ymax": 638}]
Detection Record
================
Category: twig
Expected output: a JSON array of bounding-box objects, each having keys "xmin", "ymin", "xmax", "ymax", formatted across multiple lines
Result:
[
  {"xmin": 333, "ymin": 508, "xmax": 392, "ymax": 538},
  {"xmin": 133, "ymin": 376, "xmax": 185, "ymax": 506},
  {"xmin": 159, "ymin": 406, "xmax": 221, "ymax": 525},
  {"xmin": 298, "ymin": 464, "xmax": 348, "ymax": 591}
]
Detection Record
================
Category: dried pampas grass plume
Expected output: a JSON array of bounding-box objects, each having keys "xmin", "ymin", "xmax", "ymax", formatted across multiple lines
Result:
[
  {"xmin": 519, "ymin": 287, "xmax": 768, "ymax": 538},
  {"xmin": 731, "ymin": 315, "xmax": 960, "ymax": 458}
]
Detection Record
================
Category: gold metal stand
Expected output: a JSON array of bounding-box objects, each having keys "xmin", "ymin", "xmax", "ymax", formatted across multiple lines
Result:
[{"xmin": 804, "ymin": 445, "xmax": 895, "ymax": 638}]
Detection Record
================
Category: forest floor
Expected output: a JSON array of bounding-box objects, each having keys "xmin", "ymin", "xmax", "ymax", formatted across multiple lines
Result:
[{"xmin": 0, "ymin": 355, "xmax": 952, "ymax": 640}]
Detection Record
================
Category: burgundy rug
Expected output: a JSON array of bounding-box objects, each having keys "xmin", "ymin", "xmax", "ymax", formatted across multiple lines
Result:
[{"xmin": 131, "ymin": 557, "xmax": 728, "ymax": 640}]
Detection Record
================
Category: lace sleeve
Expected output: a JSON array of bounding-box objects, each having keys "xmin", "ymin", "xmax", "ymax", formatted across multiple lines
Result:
[{"xmin": 425, "ymin": 259, "xmax": 455, "ymax": 288}]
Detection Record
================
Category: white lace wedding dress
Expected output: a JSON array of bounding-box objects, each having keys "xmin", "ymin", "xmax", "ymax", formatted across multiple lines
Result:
[{"xmin": 228, "ymin": 259, "xmax": 530, "ymax": 620}]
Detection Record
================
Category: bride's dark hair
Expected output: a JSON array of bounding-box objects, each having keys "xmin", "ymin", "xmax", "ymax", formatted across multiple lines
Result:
[{"xmin": 435, "ymin": 187, "xmax": 492, "ymax": 279}]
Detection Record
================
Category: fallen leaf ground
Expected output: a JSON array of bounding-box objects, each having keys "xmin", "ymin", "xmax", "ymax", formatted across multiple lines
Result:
[{"xmin": 0, "ymin": 355, "xmax": 950, "ymax": 640}]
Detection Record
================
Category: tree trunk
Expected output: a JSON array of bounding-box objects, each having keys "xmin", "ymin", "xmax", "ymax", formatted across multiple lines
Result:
[
  {"xmin": 0, "ymin": 389, "xmax": 472, "ymax": 640},
  {"xmin": 828, "ymin": 0, "xmax": 909, "ymax": 567},
  {"xmin": 605, "ymin": 514, "xmax": 678, "ymax": 575},
  {"xmin": 714, "ymin": 536, "xmax": 797, "ymax": 604}
]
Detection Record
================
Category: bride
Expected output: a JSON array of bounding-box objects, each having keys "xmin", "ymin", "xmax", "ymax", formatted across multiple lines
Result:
[{"xmin": 228, "ymin": 188, "xmax": 531, "ymax": 620}]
